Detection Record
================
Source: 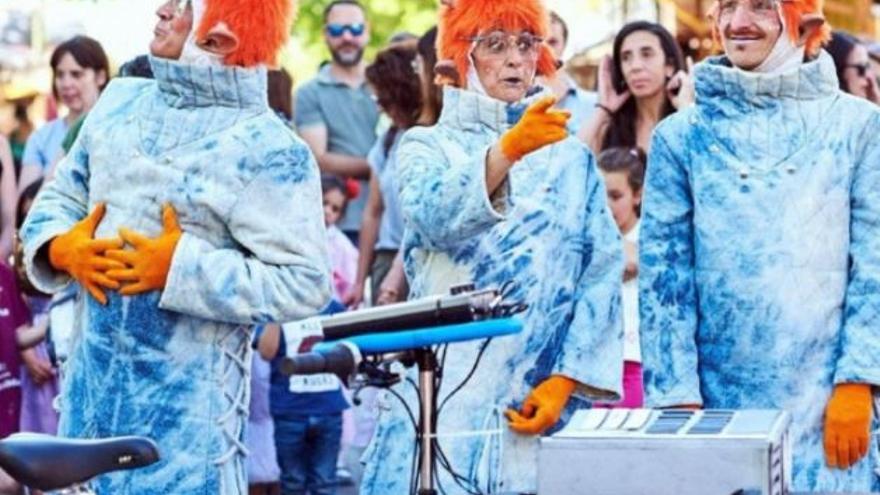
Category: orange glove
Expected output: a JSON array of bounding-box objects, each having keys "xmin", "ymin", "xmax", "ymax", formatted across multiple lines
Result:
[
  {"xmin": 106, "ymin": 204, "xmax": 182, "ymax": 295},
  {"xmin": 48, "ymin": 203, "xmax": 125, "ymax": 305},
  {"xmin": 506, "ymin": 375, "xmax": 577, "ymax": 435},
  {"xmin": 824, "ymin": 383, "xmax": 873, "ymax": 469},
  {"xmin": 498, "ymin": 96, "xmax": 571, "ymax": 163}
]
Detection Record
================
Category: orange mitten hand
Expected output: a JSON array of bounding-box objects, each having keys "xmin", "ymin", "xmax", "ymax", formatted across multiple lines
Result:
[
  {"xmin": 824, "ymin": 383, "xmax": 873, "ymax": 469},
  {"xmin": 48, "ymin": 203, "xmax": 125, "ymax": 305},
  {"xmin": 499, "ymin": 96, "xmax": 571, "ymax": 163},
  {"xmin": 506, "ymin": 375, "xmax": 577, "ymax": 435},
  {"xmin": 106, "ymin": 204, "xmax": 182, "ymax": 296}
]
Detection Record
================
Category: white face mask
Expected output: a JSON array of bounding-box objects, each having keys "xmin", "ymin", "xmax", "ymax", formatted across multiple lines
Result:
[
  {"xmin": 178, "ymin": 0, "xmax": 225, "ymax": 66},
  {"xmin": 753, "ymin": 6, "xmax": 805, "ymax": 74},
  {"xmin": 467, "ymin": 52, "xmax": 489, "ymax": 96}
]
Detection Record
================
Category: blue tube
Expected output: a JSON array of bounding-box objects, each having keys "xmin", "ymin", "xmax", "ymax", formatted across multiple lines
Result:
[{"xmin": 313, "ymin": 318, "xmax": 523, "ymax": 354}]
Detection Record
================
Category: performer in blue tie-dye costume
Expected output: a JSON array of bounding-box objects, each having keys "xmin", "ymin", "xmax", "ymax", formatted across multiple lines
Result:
[
  {"xmin": 360, "ymin": 1, "xmax": 623, "ymax": 493},
  {"xmin": 20, "ymin": 1, "xmax": 330, "ymax": 493},
  {"xmin": 640, "ymin": 0, "xmax": 880, "ymax": 491}
]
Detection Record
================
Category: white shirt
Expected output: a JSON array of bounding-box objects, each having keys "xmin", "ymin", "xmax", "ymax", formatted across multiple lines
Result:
[{"xmin": 622, "ymin": 221, "xmax": 641, "ymax": 362}]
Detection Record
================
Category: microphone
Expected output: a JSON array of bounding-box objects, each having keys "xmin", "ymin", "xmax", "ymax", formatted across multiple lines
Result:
[
  {"xmin": 280, "ymin": 341, "xmax": 361, "ymax": 379},
  {"xmin": 319, "ymin": 287, "xmax": 504, "ymax": 341},
  {"xmin": 314, "ymin": 318, "xmax": 522, "ymax": 355}
]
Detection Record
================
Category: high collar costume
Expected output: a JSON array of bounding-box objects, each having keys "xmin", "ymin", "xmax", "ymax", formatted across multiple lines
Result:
[
  {"xmin": 21, "ymin": 1, "xmax": 331, "ymax": 493},
  {"xmin": 360, "ymin": 1, "xmax": 623, "ymax": 492},
  {"xmin": 640, "ymin": 28, "xmax": 880, "ymax": 494}
]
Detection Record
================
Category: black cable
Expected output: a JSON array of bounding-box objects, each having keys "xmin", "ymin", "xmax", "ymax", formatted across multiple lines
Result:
[
  {"xmin": 387, "ymin": 386, "xmax": 419, "ymax": 433},
  {"xmin": 435, "ymin": 463, "xmax": 448, "ymax": 495},
  {"xmin": 499, "ymin": 280, "xmax": 516, "ymax": 299},
  {"xmin": 409, "ymin": 436, "xmax": 420, "ymax": 495},
  {"xmin": 435, "ymin": 446, "xmax": 475, "ymax": 491},
  {"xmin": 433, "ymin": 440, "xmax": 483, "ymax": 495},
  {"xmin": 435, "ymin": 344, "xmax": 448, "ymax": 397},
  {"xmin": 491, "ymin": 280, "xmax": 529, "ymax": 318},
  {"xmin": 437, "ymin": 338, "xmax": 492, "ymax": 415},
  {"xmin": 407, "ymin": 376, "xmax": 421, "ymax": 400}
]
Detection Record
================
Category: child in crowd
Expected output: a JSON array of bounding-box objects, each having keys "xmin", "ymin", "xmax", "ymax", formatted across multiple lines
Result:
[
  {"xmin": 0, "ymin": 262, "xmax": 29, "ymax": 440},
  {"xmin": 246, "ymin": 347, "xmax": 282, "ymax": 495},
  {"xmin": 596, "ymin": 147, "xmax": 646, "ymax": 408},
  {"xmin": 320, "ymin": 175, "xmax": 366, "ymax": 487},
  {"xmin": 14, "ymin": 180, "xmax": 59, "ymax": 435},
  {"xmin": 253, "ymin": 176, "xmax": 352, "ymax": 494},
  {"xmin": 322, "ymin": 176, "xmax": 359, "ymax": 307},
  {"xmin": 257, "ymin": 318, "xmax": 349, "ymax": 495}
]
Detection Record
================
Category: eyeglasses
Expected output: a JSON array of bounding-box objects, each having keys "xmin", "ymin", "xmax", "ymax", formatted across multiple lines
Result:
[
  {"xmin": 170, "ymin": 0, "xmax": 191, "ymax": 16},
  {"xmin": 326, "ymin": 23, "xmax": 366, "ymax": 38},
  {"xmin": 846, "ymin": 63, "xmax": 870, "ymax": 78},
  {"xmin": 467, "ymin": 31, "xmax": 545, "ymax": 61},
  {"xmin": 718, "ymin": 0, "xmax": 778, "ymax": 20}
]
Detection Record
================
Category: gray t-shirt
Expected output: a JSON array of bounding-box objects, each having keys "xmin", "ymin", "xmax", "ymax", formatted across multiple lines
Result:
[{"xmin": 295, "ymin": 65, "xmax": 379, "ymax": 233}]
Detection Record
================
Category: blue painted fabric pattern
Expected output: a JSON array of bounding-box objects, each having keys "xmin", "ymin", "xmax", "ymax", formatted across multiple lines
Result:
[
  {"xmin": 640, "ymin": 52, "xmax": 880, "ymax": 492},
  {"xmin": 21, "ymin": 56, "xmax": 331, "ymax": 494},
  {"xmin": 360, "ymin": 87, "xmax": 624, "ymax": 494}
]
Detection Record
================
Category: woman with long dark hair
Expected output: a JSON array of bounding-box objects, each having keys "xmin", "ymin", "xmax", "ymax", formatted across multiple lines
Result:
[{"xmin": 579, "ymin": 21, "xmax": 693, "ymax": 153}]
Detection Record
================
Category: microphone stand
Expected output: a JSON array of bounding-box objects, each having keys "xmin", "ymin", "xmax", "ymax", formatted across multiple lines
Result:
[
  {"xmin": 415, "ymin": 349, "xmax": 438, "ymax": 495},
  {"xmin": 354, "ymin": 348, "xmax": 440, "ymax": 495}
]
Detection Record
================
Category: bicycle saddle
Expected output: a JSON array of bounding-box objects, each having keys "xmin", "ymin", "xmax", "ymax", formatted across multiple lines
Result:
[{"xmin": 0, "ymin": 433, "xmax": 160, "ymax": 490}]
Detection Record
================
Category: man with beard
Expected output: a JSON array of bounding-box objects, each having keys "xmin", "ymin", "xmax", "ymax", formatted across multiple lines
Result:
[{"xmin": 296, "ymin": 0, "xmax": 379, "ymax": 244}]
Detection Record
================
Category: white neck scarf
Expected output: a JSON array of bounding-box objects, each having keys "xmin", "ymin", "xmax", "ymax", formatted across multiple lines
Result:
[{"xmin": 754, "ymin": 7, "xmax": 805, "ymax": 74}]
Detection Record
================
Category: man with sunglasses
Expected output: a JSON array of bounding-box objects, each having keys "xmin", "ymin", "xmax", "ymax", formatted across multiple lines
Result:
[
  {"xmin": 296, "ymin": 0, "xmax": 378, "ymax": 245},
  {"xmin": 640, "ymin": 0, "xmax": 880, "ymax": 491}
]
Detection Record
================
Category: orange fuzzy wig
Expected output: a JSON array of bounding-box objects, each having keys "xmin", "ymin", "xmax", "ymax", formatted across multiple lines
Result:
[
  {"xmin": 197, "ymin": 0, "xmax": 296, "ymax": 68},
  {"xmin": 709, "ymin": 0, "xmax": 830, "ymax": 57},
  {"xmin": 437, "ymin": 0, "xmax": 558, "ymax": 88}
]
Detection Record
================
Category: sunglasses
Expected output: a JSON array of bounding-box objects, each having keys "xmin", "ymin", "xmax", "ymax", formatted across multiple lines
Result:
[
  {"xmin": 326, "ymin": 23, "xmax": 366, "ymax": 38},
  {"xmin": 847, "ymin": 63, "xmax": 871, "ymax": 78}
]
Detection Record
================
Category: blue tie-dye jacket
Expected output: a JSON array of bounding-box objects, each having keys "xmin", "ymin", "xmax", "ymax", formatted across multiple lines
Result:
[
  {"xmin": 360, "ymin": 87, "xmax": 624, "ymax": 494},
  {"xmin": 20, "ymin": 57, "xmax": 331, "ymax": 494},
  {"xmin": 640, "ymin": 52, "xmax": 880, "ymax": 492}
]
